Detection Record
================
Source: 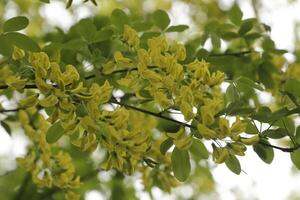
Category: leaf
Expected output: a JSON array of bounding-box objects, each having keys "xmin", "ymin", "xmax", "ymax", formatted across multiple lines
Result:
[
  {"xmin": 225, "ymin": 84, "xmax": 239, "ymax": 104},
  {"xmin": 166, "ymin": 25, "xmax": 189, "ymax": 32},
  {"xmin": 63, "ymin": 39, "xmax": 87, "ymax": 50},
  {"xmin": 0, "ymin": 34, "xmax": 13, "ymax": 56},
  {"xmin": 284, "ymin": 78, "xmax": 300, "ymax": 99},
  {"xmin": 6, "ymin": 32, "xmax": 40, "ymax": 52},
  {"xmin": 221, "ymin": 31, "xmax": 239, "ymax": 40},
  {"xmin": 1, "ymin": 121, "xmax": 11, "ymax": 135},
  {"xmin": 291, "ymin": 148, "xmax": 300, "ymax": 170},
  {"xmin": 238, "ymin": 19, "xmax": 255, "ymax": 35},
  {"xmin": 3, "ymin": 16, "xmax": 29, "ymax": 32},
  {"xmin": 245, "ymin": 120, "xmax": 259, "ymax": 135},
  {"xmin": 236, "ymin": 76, "xmax": 264, "ymax": 91},
  {"xmin": 140, "ymin": 31, "xmax": 161, "ymax": 40},
  {"xmin": 111, "ymin": 9, "xmax": 129, "ymax": 29},
  {"xmin": 46, "ymin": 121, "xmax": 64, "ymax": 144},
  {"xmin": 132, "ymin": 21, "xmax": 153, "ymax": 32},
  {"xmin": 90, "ymin": 29, "xmax": 113, "ymax": 43},
  {"xmin": 253, "ymin": 141, "xmax": 274, "ymax": 164},
  {"xmin": 40, "ymin": 0, "xmax": 50, "ymax": 3},
  {"xmin": 263, "ymin": 128, "xmax": 287, "ymax": 139},
  {"xmin": 160, "ymin": 138, "xmax": 173, "ymax": 155},
  {"xmin": 151, "ymin": 9, "xmax": 170, "ymax": 30},
  {"xmin": 189, "ymin": 138, "xmax": 209, "ymax": 159},
  {"xmin": 228, "ymin": 3, "xmax": 243, "ymax": 26},
  {"xmin": 295, "ymin": 126, "xmax": 300, "ymax": 143},
  {"xmin": 171, "ymin": 147, "xmax": 191, "ymax": 182},
  {"xmin": 76, "ymin": 19, "xmax": 97, "ymax": 42},
  {"xmin": 225, "ymin": 154, "xmax": 241, "ymax": 174}
]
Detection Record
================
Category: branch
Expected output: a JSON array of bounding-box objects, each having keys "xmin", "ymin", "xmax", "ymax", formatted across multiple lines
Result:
[
  {"xmin": 110, "ymin": 100, "xmax": 195, "ymax": 129},
  {"xmin": 259, "ymin": 141, "xmax": 300, "ymax": 152},
  {"xmin": 209, "ymin": 50, "xmax": 252, "ymax": 57}
]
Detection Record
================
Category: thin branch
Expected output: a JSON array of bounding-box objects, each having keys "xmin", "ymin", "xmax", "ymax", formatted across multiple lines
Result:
[
  {"xmin": 209, "ymin": 50, "xmax": 252, "ymax": 57},
  {"xmin": 110, "ymin": 100, "xmax": 194, "ymax": 129},
  {"xmin": 259, "ymin": 141, "xmax": 300, "ymax": 152}
]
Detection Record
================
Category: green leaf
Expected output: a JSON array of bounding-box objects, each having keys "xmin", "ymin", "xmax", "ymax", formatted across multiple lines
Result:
[
  {"xmin": 221, "ymin": 31, "xmax": 239, "ymax": 40},
  {"xmin": 189, "ymin": 138, "xmax": 209, "ymax": 159},
  {"xmin": 228, "ymin": 4, "xmax": 243, "ymax": 26},
  {"xmin": 46, "ymin": 121, "xmax": 64, "ymax": 144},
  {"xmin": 152, "ymin": 9, "xmax": 170, "ymax": 30},
  {"xmin": 225, "ymin": 154, "xmax": 241, "ymax": 174},
  {"xmin": 166, "ymin": 25, "xmax": 189, "ymax": 32},
  {"xmin": 284, "ymin": 78, "xmax": 300, "ymax": 99},
  {"xmin": 253, "ymin": 141, "xmax": 274, "ymax": 164},
  {"xmin": 111, "ymin": 9, "xmax": 129, "ymax": 29},
  {"xmin": 40, "ymin": 0, "xmax": 50, "ymax": 3},
  {"xmin": 6, "ymin": 32, "xmax": 40, "ymax": 52},
  {"xmin": 0, "ymin": 34, "xmax": 13, "ymax": 56},
  {"xmin": 140, "ymin": 31, "xmax": 161, "ymax": 40},
  {"xmin": 238, "ymin": 19, "xmax": 255, "ymax": 35},
  {"xmin": 76, "ymin": 19, "xmax": 97, "ymax": 42},
  {"xmin": 132, "ymin": 21, "xmax": 153, "ymax": 32},
  {"xmin": 63, "ymin": 39, "xmax": 87, "ymax": 50},
  {"xmin": 90, "ymin": 29, "xmax": 113, "ymax": 43},
  {"xmin": 273, "ymin": 117, "xmax": 295, "ymax": 136},
  {"xmin": 245, "ymin": 120, "xmax": 259, "ymax": 135},
  {"xmin": 171, "ymin": 147, "xmax": 191, "ymax": 182},
  {"xmin": 263, "ymin": 128, "xmax": 287, "ymax": 139},
  {"xmin": 3, "ymin": 16, "xmax": 29, "ymax": 32},
  {"xmin": 236, "ymin": 76, "xmax": 264, "ymax": 91},
  {"xmin": 295, "ymin": 126, "xmax": 300, "ymax": 143},
  {"xmin": 225, "ymin": 84, "xmax": 239, "ymax": 104},
  {"xmin": 160, "ymin": 138, "xmax": 173, "ymax": 155},
  {"xmin": 1, "ymin": 121, "xmax": 11, "ymax": 136},
  {"xmin": 291, "ymin": 148, "xmax": 300, "ymax": 170},
  {"xmin": 244, "ymin": 32, "xmax": 262, "ymax": 41}
]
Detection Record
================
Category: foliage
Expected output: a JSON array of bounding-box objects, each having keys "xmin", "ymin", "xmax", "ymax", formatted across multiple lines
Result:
[{"xmin": 0, "ymin": 0, "xmax": 300, "ymax": 199}]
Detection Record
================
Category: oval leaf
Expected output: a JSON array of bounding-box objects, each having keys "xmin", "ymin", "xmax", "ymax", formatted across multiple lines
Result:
[
  {"xmin": 171, "ymin": 147, "xmax": 191, "ymax": 182},
  {"xmin": 160, "ymin": 137, "xmax": 173, "ymax": 155},
  {"xmin": 152, "ymin": 9, "xmax": 170, "ymax": 30},
  {"xmin": 0, "ymin": 34, "xmax": 13, "ymax": 56},
  {"xmin": 6, "ymin": 32, "xmax": 40, "ymax": 52},
  {"xmin": 253, "ymin": 141, "xmax": 274, "ymax": 164},
  {"xmin": 3, "ymin": 16, "xmax": 29, "ymax": 32},
  {"xmin": 225, "ymin": 154, "xmax": 241, "ymax": 174},
  {"xmin": 189, "ymin": 138, "xmax": 209, "ymax": 159},
  {"xmin": 46, "ymin": 121, "xmax": 64, "ymax": 144},
  {"xmin": 111, "ymin": 9, "xmax": 129, "ymax": 29},
  {"xmin": 291, "ymin": 148, "xmax": 300, "ymax": 170},
  {"xmin": 166, "ymin": 25, "xmax": 189, "ymax": 32}
]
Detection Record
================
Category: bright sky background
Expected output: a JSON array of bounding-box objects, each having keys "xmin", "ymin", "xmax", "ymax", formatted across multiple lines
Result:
[{"xmin": 1, "ymin": 0, "xmax": 300, "ymax": 200}]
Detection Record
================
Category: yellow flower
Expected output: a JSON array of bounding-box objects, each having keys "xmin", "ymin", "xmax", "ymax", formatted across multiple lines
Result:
[
  {"xmin": 114, "ymin": 51, "xmax": 131, "ymax": 66},
  {"xmin": 123, "ymin": 25, "xmax": 140, "ymax": 48},
  {"xmin": 12, "ymin": 46, "xmax": 25, "ymax": 60},
  {"xmin": 153, "ymin": 91, "xmax": 172, "ymax": 108},
  {"xmin": 197, "ymin": 123, "xmax": 216, "ymax": 139}
]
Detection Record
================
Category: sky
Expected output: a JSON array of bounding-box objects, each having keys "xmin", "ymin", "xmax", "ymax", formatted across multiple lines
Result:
[{"xmin": 1, "ymin": 0, "xmax": 300, "ymax": 199}]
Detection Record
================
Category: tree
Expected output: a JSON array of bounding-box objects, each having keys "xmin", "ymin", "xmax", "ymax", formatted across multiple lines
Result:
[{"xmin": 0, "ymin": 0, "xmax": 300, "ymax": 199}]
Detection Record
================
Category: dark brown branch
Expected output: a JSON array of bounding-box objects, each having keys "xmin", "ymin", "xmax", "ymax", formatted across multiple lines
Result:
[
  {"xmin": 259, "ymin": 141, "xmax": 300, "ymax": 152},
  {"xmin": 209, "ymin": 50, "xmax": 252, "ymax": 57}
]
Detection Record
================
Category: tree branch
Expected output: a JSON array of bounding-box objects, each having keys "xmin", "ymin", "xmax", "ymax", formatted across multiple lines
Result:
[
  {"xmin": 209, "ymin": 50, "xmax": 252, "ymax": 57},
  {"xmin": 259, "ymin": 141, "xmax": 300, "ymax": 152}
]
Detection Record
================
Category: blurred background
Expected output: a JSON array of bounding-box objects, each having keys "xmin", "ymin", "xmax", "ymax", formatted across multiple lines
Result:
[{"xmin": 1, "ymin": 0, "xmax": 300, "ymax": 199}]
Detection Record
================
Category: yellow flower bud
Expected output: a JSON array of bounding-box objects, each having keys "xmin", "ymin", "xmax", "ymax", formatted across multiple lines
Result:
[
  {"xmin": 12, "ymin": 46, "xmax": 25, "ymax": 60},
  {"xmin": 240, "ymin": 135, "xmax": 260, "ymax": 145},
  {"xmin": 197, "ymin": 123, "xmax": 216, "ymax": 139}
]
